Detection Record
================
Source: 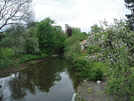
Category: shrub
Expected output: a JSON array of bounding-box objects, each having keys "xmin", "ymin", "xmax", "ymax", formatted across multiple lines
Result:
[
  {"xmin": 87, "ymin": 45, "xmax": 101, "ymax": 54},
  {"xmin": 19, "ymin": 54, "xmax": 48, "ymax": 63},
  {"xmin": 72, "ymin": 56, "xmax": 107, "ymax": 81},
  {"xmin": 0, "ymin": 48, "xmax": 15, "ymax": 68}
]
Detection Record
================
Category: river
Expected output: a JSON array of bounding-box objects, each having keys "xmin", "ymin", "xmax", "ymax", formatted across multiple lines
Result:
[{"xmin": 0, "ymin": 57, "xmax": 78, "ymax": 101}]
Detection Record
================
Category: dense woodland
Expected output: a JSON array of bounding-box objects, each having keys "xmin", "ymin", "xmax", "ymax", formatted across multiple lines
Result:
[{"xmin": 1, "ymin": 0, "xmax": 134, "ymax": 101}]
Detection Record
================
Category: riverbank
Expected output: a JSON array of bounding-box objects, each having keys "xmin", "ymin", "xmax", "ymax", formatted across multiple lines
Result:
[
  {"xmin": 0, "ymin": 57, "xmax": 116, "ymax": 101},
  {"xmin": 75, "ymin": 80, "xmax": 113, "ymax": 101},
  {"xmin": 0, "ymin": 54, "xmax": 62, "ymax": 77},
  {"xmin": 0, "ymin": 58, "xmax": 45, "ymax": 77}
]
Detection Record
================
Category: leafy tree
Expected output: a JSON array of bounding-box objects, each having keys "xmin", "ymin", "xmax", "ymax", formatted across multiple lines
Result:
[
  {"xmin": 37, "ymin": 18, "xmax": 65, "ymax": 55},
  {"xmin": 52, "ymin": 26, "xmax": 65, "ymax": 54},
  {"xmin": 37, "ymin": 18, "xmax": 55, "ymax": 54},
  {"xmin": 87, "ymin": 20, "xmax": 134, "ymax": 100},
  {"xmin": 65, "ymin": 24, "xmax": 72, "ymax": 37},
  {"xmin": 90, "ymin": 24, "xmax": 104, "ymax": 33},
  {"xmin": 0, "ymin": 23, "xmax": 40, "ymax": 55},
  {"xmin": 0, "ymin": 48, "xmax": 15, "ymax": 68},
  {"xmin": 24, "ymin": 25, "xmax": 40, "ymax": 54},
  {"xmin": 0, "ymin": 25, "xmax": 26, "ymax": 55},
  {"xmin": 64, "ymin": 27, "xmax": 87, "ymax": 58}
]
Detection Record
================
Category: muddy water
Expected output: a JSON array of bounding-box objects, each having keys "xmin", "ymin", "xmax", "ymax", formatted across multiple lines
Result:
[{"xmin": 0, "ymin": 57, "xmax": 78, "ymax": 101}]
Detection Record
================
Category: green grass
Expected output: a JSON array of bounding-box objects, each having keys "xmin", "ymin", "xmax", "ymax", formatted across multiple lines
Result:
[{"xmin": 18, "ymin": 53, "xmax": 48, "ymax": 64}]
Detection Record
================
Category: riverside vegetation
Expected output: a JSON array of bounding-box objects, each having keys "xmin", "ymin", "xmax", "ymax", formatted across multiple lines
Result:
[
  {"xmin": 1, "ymin": 17, "xmax": 134, "ymax": 101},
  {"xmin": 0, "ymin": 18, "xmax": 66, "ymax": 68},
  {"xmin": 65, "ymin": 20, "xmax": 134, "ymax": 101},
  {"xmin": 1, "ymin": 0, "xmax": 134, "ymax": 101}
]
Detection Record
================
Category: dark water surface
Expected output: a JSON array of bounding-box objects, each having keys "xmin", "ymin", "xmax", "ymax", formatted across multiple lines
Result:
[{"xmin": 0, "ymin": 57, "xmax": 77, "ymax": 101}]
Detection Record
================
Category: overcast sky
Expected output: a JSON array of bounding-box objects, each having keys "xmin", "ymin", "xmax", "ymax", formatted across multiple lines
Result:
[{"xmin": 32, "ymin": 0, "xmax": 128, "ymax": 32}]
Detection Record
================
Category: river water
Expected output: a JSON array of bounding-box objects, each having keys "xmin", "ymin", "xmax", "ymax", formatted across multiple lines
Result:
[{"xmin": 0, "ymin": 57, "xmax": 78, "ymax": 101}]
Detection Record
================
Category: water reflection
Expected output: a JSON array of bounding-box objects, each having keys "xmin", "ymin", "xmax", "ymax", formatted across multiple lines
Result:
[{"xmin": 0, "ymin": 57, "xmax": 77, "ymax": 101}]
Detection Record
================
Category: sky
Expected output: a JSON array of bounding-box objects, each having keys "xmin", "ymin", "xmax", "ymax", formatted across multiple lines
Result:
[{"xmin": 32, "ymin": 0, "xmax": 128, "ymax": 32}]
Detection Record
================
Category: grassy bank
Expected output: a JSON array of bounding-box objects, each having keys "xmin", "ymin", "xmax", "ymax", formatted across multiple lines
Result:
[{"xmin": 0, "ymin": 53, "xmax": 48, "ymax": 77}]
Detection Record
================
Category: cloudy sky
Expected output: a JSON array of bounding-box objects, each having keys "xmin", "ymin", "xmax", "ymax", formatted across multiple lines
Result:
[{"xmin": 32, "ymin": 0, "xmax": 128, "ymax": 32}]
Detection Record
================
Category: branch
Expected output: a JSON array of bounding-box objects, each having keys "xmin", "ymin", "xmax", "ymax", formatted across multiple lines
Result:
[
  {"xmin": 0, "ymin": 0, "xmax": 8, "ymax": 15},
  {"xmin": 0, "ymin": 0, "xmax": 32, "ymax": 30}
]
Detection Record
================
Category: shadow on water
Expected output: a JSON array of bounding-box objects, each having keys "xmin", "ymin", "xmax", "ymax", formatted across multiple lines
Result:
[{"xmin": 0, "ymin": 57, "xmax": 79, "ymax": 101}]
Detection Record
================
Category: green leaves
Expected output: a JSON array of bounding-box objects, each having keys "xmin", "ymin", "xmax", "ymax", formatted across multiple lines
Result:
[
  {"xmin": 37, "ymin": 18, "xmax": 65, "ymax": 55},
  {"xmin": 0, "ymin": 48, "xmax": 15, "ymax": 68},
  {"xmin": 80, "ymin": 20, "xmax": 134, "ymax": 99}
]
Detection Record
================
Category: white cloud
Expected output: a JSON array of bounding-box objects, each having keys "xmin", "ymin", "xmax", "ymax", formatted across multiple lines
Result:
[{"xmin": 33, "ymin": 0, "xmax": 127, "ymax": 32}]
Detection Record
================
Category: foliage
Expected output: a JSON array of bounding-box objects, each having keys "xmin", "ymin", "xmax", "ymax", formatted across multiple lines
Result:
[
  {"xmin": 0, "ymin": 17, "xmax": 66, "ymax": 68},
  {"xmin": 1, "ymin": 25, "xmax": 26, "ymax": 55},
  {"xmin": 90, "ymin": 24, "xmax": 104, "ymax": 34},
  {"xmin": 0, "ymin": 24, "xmax": 40, "ymax": 55},
  {"xmin": 64, "ymin": 27, "xmax": 87, "ymax": 58},
  {"xmin": 1, "ymin": 14, "xmax": 134, "ymax": 101},
  {"xmin": 37, "ymin": 18, "xmax": 65, "ymax": 55},
  {"xmin": 86, "ymin": 20, "xmax": 134, "ymax": 100},
  {"xmin": 65, "ymin": 19, "xmax": 134, "ymax": 99},
  {"xmin": 24, "ymin": 25, "xmax": 40, "ymax": 54},
  {"xmin": 18, "ymin": 54, "xmax": 48, "ymax": 64},
  {"xmin": 72, "ymin": 56, "xmax": 107, "ymax": 81},
  {"xmin": 87, "ymin": 45, "xmax": 101, "ymax": 54},
  {"xmin": 64, "ymin": 27, "xmax": 106, "ymax": 81},
  {"xmin": 52, "ymin": 26, "xmax": 66, "ymax": 54},
  {"xmin": 0, "ymin": 48, "xmax": 15, "ymax": 68}
]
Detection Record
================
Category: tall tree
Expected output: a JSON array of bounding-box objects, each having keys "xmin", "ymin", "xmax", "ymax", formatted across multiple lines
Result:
[
  {"xmin": 37, "ymin": 18, "xmax": 65, "ymax": 55},
  {"xmin": 125, "ymin": 0, "xmax": 134, "ymax": 30},
  {"xmin": 0, "ymin": 0, "xmax": 33, "ymax": 31}
]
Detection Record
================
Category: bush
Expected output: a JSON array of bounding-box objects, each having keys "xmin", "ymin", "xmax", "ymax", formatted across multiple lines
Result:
[
  {"xmin": 64, "ymin": 26, "xmax": 107, "ymax": 81},
  {"xmin": 87, "ymin": 45, "xmax": 101, "ymax": 54},
  {"xmin": 19, "ymin": 54, "xmax": 48, "ymax": 63},
  {"xmin": 89, "ymin": 62, "xmax": 108, "ymax": 80},
  {"xmin": 72, "ymin": 56, "xmax": 107, "ymax": 81},
  {"xmin": 0, "ymin": 48, "xmax": 15, "ymax": 68}
]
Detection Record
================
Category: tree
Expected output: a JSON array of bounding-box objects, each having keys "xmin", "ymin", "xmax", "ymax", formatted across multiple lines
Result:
[
  {"xmin": 1, "ymin": 25, "xmax": 26, "ymax": 55},
  {"xmin": 0, "ymin": 0, "xmax": 33, "ymax": 31},
  {"xmin": 86, "ymin": 20, "xmax": 134, "ymax": 100},
  {"xmin": 90, "ymin": 24, "xmax": 103, "ymax": 33},
  {"xmin": 0, "ymin": 23, "xmax": 40, "ymax": 55},
  {"xmin": 24, "ymin": 25, "xmax": 40, "ymax": 54},
  {"xmin": 65, "ymin": 24, "xmax": 72, "ymax": 37},
  {"xmin": 37, "ymin": 18, "xmax": 55, "ymax": 54},
  {"xmin": 37, "ymin": 18, "xmax": 65, "ymax": 55},
  {"xmin": 125, "ymin": 0, "xmax": 134, "ymax": 30}
]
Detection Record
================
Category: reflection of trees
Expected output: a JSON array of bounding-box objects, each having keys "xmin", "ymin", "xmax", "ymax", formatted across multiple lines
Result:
[
  {"xmin": 29, "ymin": 63, "xmax": 62, "ymax": 92},
  {"xmin": 8, "ymin": 57, "xmax": 66, "ymax": 100},
  {"xmin": 9, "ymin": 77, "xmax": 26, "ymax": 100},
  {"xmin": 67, "ymin": 65, "xmax": 81, "ymax": 91}
]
